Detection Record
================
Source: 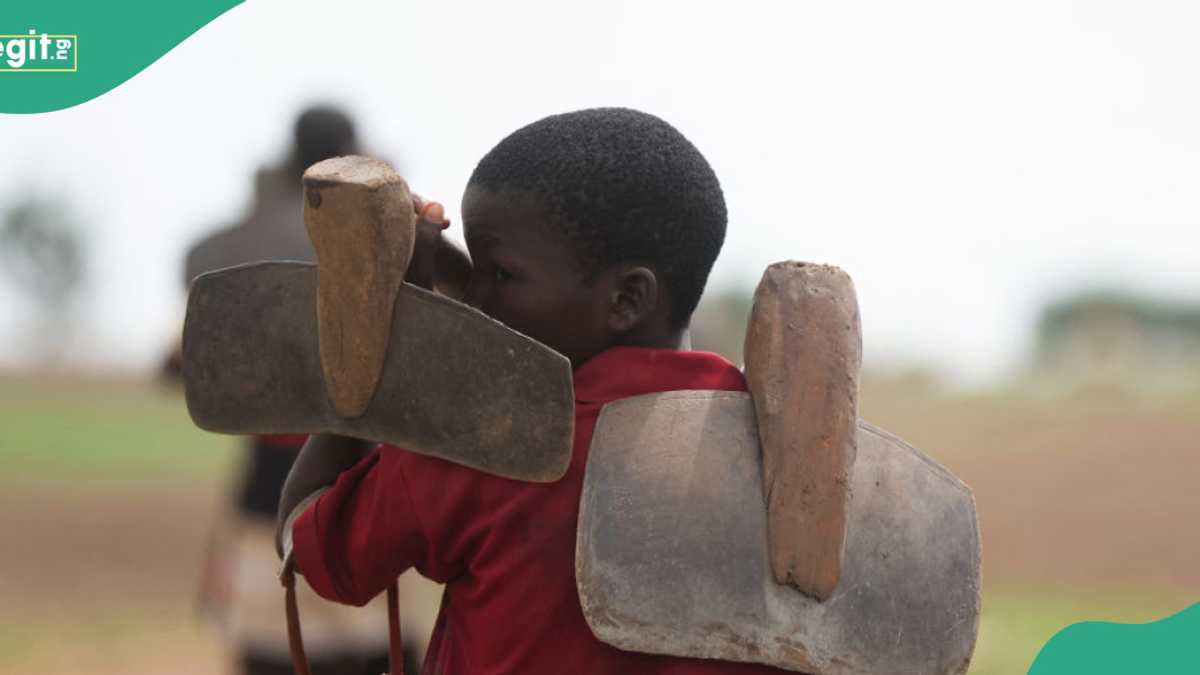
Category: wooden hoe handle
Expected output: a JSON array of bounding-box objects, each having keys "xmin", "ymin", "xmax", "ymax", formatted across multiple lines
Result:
[
  {"xmin": 283, "ymin": 566, "xmax": 406, "ymax": 675},
  {"xmin": 302, "ymin": 156, "xmax": 416, "ymax": 419},
  {"xmin": 288, "ymin": 155, "xmax": 414, "ymax": 674},
  {"xmin": 744, "ymin": 262, "xmax": 862, "ymax": 601}
]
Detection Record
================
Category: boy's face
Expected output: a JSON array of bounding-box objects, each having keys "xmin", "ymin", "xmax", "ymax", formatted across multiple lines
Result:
[{"xmin": 460, "ymin": 186, "xmax": 613, "ymax": 367}]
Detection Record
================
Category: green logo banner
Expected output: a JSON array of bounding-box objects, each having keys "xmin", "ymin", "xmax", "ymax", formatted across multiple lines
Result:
[
  {"xmin": 1029, "ymin": 603, "xmax": 1200, "ymax": 674},
  {"xmin": 0, "ymin": 1, "xmax": 243, "ymax": 114}
]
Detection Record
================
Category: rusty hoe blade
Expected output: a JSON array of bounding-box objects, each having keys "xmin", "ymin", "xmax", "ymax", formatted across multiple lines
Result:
[
  {"xmin": 182, "ymin": 263, "xmax": 575, "ymax": 483},
  {"xmin": 577, "ymin": 392, "xmax": 981, "ymax": 674}
]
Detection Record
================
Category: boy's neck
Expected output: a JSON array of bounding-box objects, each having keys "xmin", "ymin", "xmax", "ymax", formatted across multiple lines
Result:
[
  {"xmin": 571, "ymin": 328, "xmax": 688, "ymax": 370},
  {"xmin": 613, "ymin": 324, "xmax": 690, "ymax": 352}
]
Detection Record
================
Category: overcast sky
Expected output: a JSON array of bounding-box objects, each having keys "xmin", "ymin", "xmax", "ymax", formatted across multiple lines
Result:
[{"xmin": 1, "ymin": 0, "xmax": 1197, "ymax": 384}]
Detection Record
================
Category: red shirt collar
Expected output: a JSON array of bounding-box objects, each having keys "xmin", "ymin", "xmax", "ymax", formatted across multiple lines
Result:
[{"xmin": 571, "ymin": 346, "xmax": 747, "ymax": 404}]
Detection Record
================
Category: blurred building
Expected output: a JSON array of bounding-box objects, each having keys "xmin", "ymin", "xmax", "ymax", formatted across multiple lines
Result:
[{"xmin": 1034, "ymin": 291, "xmax": 1200, "ymax": 390}]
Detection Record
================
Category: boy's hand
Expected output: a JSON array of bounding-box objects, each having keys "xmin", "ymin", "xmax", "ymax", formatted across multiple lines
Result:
[{"xmin": 407, "ymin": 196, "xmax": 472, "ymax": 299}]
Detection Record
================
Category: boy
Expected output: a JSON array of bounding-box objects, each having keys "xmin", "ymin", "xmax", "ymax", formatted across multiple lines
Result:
[{"xmin": 278, "ymin": 108, "xmax": 787, "ymax": 674}]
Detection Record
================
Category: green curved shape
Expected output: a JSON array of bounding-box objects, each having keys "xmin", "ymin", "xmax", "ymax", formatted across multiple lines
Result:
[
  {"xmin": 0, "ymin": 1, "xmax": 243, "ymax": 114},
  {"xmin": 1028, "ymin": 602, "xmax": 1200, "ymax": 674}
]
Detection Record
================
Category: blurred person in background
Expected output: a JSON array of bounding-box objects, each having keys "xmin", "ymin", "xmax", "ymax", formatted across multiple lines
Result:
[{"xmin": 166, "ymin": 105, "xmax": 421, "ymax": 675}]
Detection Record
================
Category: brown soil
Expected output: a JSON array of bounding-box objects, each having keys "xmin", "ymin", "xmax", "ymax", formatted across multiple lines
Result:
[
  {"xmin": 950, "ymin": 415, "xmax": 1200, "ymax": 589},
  {"xmin": 3, "ymin": 384, "xmax": 1198, "ymax": 674},
  {"xmin": 862, "ymin": 388, "xmax": 1200, "ymax": 590}
]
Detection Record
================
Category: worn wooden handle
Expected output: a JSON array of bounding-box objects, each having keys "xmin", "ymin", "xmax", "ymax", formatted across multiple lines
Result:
[
  {"xmin": 744, "ymin": 261, "xmax": 862, "ymax": 601},
  {"xmin": 302, "ymin": 156, "xmax": 416, "ymax": 418}
]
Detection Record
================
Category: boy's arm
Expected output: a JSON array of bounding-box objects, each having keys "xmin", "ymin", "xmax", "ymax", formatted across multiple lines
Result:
[{"xmin": 275, "ymin": 433, "xmax": 373, "ymax": 557}]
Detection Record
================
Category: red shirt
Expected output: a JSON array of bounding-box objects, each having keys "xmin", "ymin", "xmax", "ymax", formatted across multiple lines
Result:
[{"xmin": 292, "ymin": 347, "xmax": 787, "ymax": 675}]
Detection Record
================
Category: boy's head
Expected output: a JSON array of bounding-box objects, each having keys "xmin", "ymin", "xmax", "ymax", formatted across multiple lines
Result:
[
  {"xmin": 460, "ymin": 107, "xmax": 726, "ymax": 367},
  {"xmin": 291, "ymin": 105, "xmax": 358, "ymax": 177}
]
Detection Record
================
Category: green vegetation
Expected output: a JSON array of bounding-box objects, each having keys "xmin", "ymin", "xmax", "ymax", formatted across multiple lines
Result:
[{"xmin": 0, "ymin": 376, "xmax": 234, "ymax": 483}]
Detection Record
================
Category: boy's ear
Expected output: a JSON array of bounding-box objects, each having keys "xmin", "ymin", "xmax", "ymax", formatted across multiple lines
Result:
[{"xmin": 607, "ymin": 266, "xmax": 659, "ymax": 334}]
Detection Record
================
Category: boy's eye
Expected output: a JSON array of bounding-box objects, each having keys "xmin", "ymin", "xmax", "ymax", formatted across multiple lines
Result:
[{"xmin": 494, "ymin": 265, "xmax": 513, "ymax": 282}]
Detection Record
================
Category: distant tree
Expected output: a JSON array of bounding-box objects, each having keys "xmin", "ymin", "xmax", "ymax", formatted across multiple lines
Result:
[
  {"xmin": 0, "ymin": 196, "xmax": 87, "ymax": 362},
  {"xmin": 691, "ymin": 285, "xmax": 755, "ymax": 364}
]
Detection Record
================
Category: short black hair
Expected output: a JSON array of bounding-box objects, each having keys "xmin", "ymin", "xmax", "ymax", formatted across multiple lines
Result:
[{"xmin": 468, "ymin": 107, "xmax": 727, "ymax": 329}]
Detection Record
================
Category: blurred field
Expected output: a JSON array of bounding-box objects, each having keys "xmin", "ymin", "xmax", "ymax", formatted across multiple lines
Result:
[{"xmin": 1, "ymin": 375, "xmax": 1197, "ymax": 674}]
